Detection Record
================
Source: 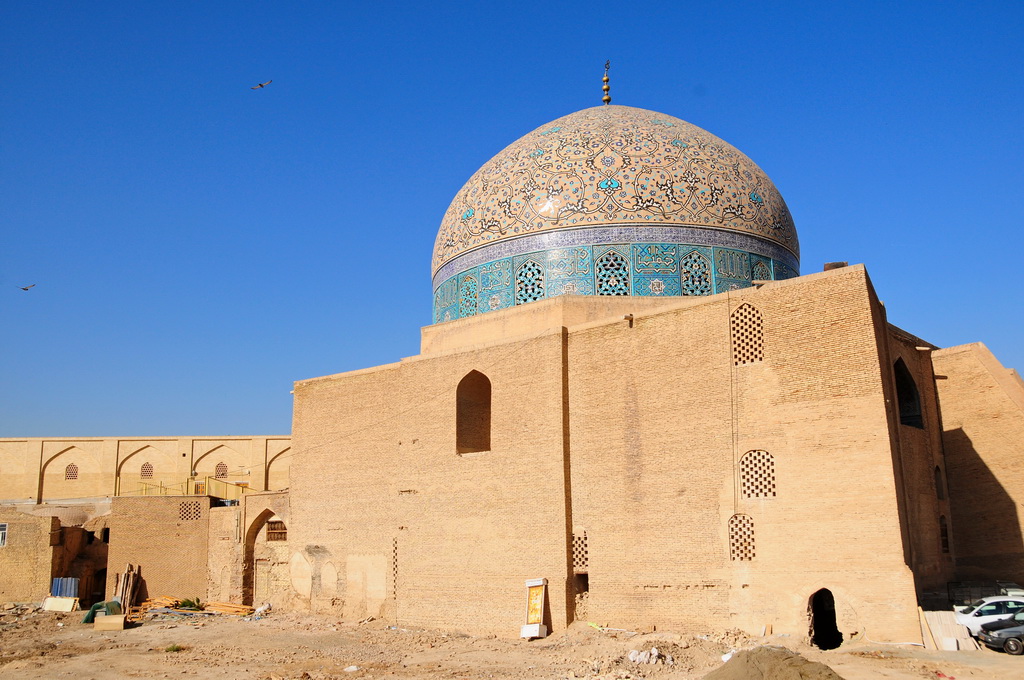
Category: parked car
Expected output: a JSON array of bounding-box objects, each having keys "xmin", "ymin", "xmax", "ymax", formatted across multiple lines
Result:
[
  {"xmin": 977, "ymin": 611, "xmax": 1024, "ymax": 655},
  {"xmin": 954, "ymin": 596, "xmax": 1024, "ymax": 636},
  {"xmin": 996, "ymin": 581, "xmax": 1024, "ymax": 598}
]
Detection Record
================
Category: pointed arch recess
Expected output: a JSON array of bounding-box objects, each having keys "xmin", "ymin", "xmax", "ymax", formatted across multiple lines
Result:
[{"xmin": 457, "ymin": 370, "xmax": 491, "ymax": 454}]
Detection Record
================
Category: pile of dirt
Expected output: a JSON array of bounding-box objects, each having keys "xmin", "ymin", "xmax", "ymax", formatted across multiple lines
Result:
[{"xmin": 703, "ymin": 646, "xmax": 845, "ymax": 680}]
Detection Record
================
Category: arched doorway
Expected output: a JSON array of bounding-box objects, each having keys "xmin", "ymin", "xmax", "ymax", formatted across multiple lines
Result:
[
  {"xmin": 242, "ymin": 510, "xmax": 289, "ymax": 606},
  {"xmin": 808, "ymin": 588, "xmax": 843, "ymax": 650}
]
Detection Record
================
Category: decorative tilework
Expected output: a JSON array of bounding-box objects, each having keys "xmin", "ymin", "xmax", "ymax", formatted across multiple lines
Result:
[
  {"xmin": 547, "ymin": 247, "xmax": 592, "ymax": 279},
  {"xmin": 774, "ymin": 261, "xmax": 797, "ymax": 281},
  {"xmin": 715, "ymin": 277, "xmax": 751, "ymax": 294},
  {"xmin": 632, "ymin": 244, "xmax": 678, "ymax": 275},
  {"xmin": 549, "ymin": 277, "xmax": 595, "ymax": 297},
  {"xmin": 715, "ymin": 249, "xmax": 751, "ymax": 281},
  {"xmin": 680, "ymin": 248, "xmax": 713, "ymax": 296},
  {"xmin": 433, "ymin": 224, "xmax": 798, "ymax": 286},
  {"xmin": 751, "ymin": 257, "xmax": 772, "ymax": 282},
  {"xmin": 431, "ymin": 240, "xmax": 799, "ymax": 321},
  {"xmin": 515, "ymin": 260, "xmax": 545, "ymax": 305},
  {"xmin": 597, "ymin": 255, "xmax": 629, "ymax": 295},
  {"xmin": 479, "ymin": 259, "xmax": 512, "ymax": 291},
  {"xmin": 459, "ymin": 275, "xmax": 479, "ymax": 318},
  {"xmin": 433, "ymin": 105, "xmax": 799, "ymax": 276}
]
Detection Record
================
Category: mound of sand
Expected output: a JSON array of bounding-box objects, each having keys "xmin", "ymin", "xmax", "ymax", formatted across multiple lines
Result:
[{"xmin": 703, "ymin": 646, "xmax": 845, "ymax": 680}]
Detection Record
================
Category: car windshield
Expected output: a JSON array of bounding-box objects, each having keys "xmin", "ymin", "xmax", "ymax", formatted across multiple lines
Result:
[{"xmin": 967, "ymin": 599, "xmax": 986, "ymax": 610}]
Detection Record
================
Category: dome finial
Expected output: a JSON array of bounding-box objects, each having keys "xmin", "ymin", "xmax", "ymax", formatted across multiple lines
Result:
[{"xmin": 602, "ymin": 60, "xmax": 611, "ymax": 105}]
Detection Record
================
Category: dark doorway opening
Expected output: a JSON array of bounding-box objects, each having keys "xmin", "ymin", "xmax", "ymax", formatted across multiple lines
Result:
[
  {"xmin": 809, "ymin": 588, "xmax": 843, "ymax": 650},
  {"xmin": 573, "ymin": 573, "xmax": 589, "ymax": 621}
]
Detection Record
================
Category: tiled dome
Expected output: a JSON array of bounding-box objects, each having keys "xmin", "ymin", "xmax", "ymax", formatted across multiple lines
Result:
[{"xmin": 431, "ymin": 105, "xmax": 799, "ymax": 323}]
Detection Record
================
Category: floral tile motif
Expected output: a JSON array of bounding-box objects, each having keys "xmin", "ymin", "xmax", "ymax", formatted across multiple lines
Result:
[{"xmin": 433, "ymin": 105, "xmax": 798, "ymax": 277}]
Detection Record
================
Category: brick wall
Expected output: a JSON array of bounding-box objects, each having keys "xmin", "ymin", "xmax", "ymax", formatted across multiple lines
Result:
[
  {"xmin": 0, "ymin": 510, "xmax": 58, "ymax": 602},
  {"xmin": 291, "ymin": 330, "xmax": 571, "ymax": 635},
  {"xmin": 567, "ymin": 266, "xmax": 921, "ymax": 642},
  {"xmin": 106, "ymin": 496, "xmax": 211, "ymax": 602},
  {"xmin": 0, "ymin": 437, "xmax": 291, "ymax": 504},
  {"xmin": 933, "ymin": 343, "xmax": 1024, "ymax": 583}
]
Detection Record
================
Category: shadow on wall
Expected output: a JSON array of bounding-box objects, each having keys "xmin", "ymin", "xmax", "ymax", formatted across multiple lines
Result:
[{"xmin": 943, "ymin": 428, "xmax": 1024, "ymax": 584}]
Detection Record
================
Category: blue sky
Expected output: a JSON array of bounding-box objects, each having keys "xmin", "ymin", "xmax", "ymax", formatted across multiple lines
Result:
[{"xmin": 2, "ymin": 1, "xmax": 1022, "ymax": 436}]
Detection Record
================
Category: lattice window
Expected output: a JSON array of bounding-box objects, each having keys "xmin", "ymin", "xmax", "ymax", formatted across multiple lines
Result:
[
  {"xmin": 515, "ymin": 260, "xmax": 545, "ymax": 304},
  {"xmin": 740, "ymin": 450, "xmax": 776, "ymax": 498},
  {"xmin": 215, "ymin": 462, "xmax": 228, "ymax": 478},
  {"xmin": 194, "ymin": 481, "xmax": 206, "ymax": 495},
  {"xmin": 266, "ymin": 520, "xmax": 287, "ymax": 541},
  {"xmin": 729, "ymin": 514, "xmax": 755, "ymax": 561},
  {"xmin": 141, "ymin": 462, "xmax": 154, "ymax": 479},
  {"xmin": 596, "ymin": 250, "xmax": 630, "ymax": 295},
  {"xmin": 940, "ymin": 516, "xmax": 950, "ymax": 554},
  {"xmin": 391, "ymin": 537, "xmax": 399, "ymax": 597},
  {"xmin": 179, "ymin": 501, "xmax": 202, "ymax": 521},
  {"xmin": 752, "ymin": 260, "xmax": 772, "ymax": 281},
  {"xmin": 680, "ymin": 250, "xmax": 712, "ymax": 295},
  {"xmin": 572, "ymin": 531, "xmax": 589, "ymax": 573},
  {"xmin": 459, "ymin": 275, "xmax": 478, "ymax": 317},
  {"xmin": 64, "ymin": 464, "xmax": 79, "ymax": 481},
  {"xmin": 731, "ymin": 303, "xmax": 764, "ymax": 365}
]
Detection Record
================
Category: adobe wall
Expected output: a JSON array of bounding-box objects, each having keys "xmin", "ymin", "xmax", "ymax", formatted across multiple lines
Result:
[
  {"xmin": 0, "ymin": 510, "xmax": 58, "ymax": 602},
  {"xmin": 0, "ymin": 436, "xmax": 291, "ymax": 504},
  {"xmin": 566, "ymin": 266, "xmax": 921, "ymax": 643},
  {"xmin": 291, "ymin": 330, "xmax": 571, "ymax": 636},
  {"xmin": 932, "ymin": 343, "xmax": 1024, "ymax": 584},
  {"xmin": 106, "ymin": 496, "xmax": 212, "ymax": 602},
  {"xmin": 207, "ymin": 505, "xmax": 241, "ymax": 603},
  {"xmin": 206, "ymin": 491, "xmax": 290, "ymax": 606}
]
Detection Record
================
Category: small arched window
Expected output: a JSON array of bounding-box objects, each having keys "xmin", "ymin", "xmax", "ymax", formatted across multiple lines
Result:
[
  {"xmin": 893, "ymin": 358, "xmax": 923, "ymax": 428},
  {"xmin": 731, "ymin": 303, "xmax": 764, "ymax": 365},
  {"xmin": 215, "ymin": 462, "xmax": 228, "ymax": 478},
  {"xmin": 740, "ymin": 450, "xmax": 776, "ymax": 498},
  {"xmin": 940, "ymin": 515, "xmax": 950, "ymax": 554},
  {"xmin": 64, "ymin": 463, "xmax": 79, "ymax": 481},
  {"xmin": 934, "ymin": 466, "xmax": 945, "ymax": 500},
  {"xmin": 141, "ymin": 462, "xmax": 154, "ymax": 479},
  {"xmin": 456, "ymin": 370, "xmax": 491, "ymax": 453},
  {"xmin": 729, "ymin": 514, "xmax": 755, "ymax": 561}
]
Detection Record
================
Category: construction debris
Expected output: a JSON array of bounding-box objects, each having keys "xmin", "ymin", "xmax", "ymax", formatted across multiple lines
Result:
[
  {"xmin": 204, "ymin": 601, "xmax": 255, "ymax": 616},
  {"xmin": 111, "ymin": 563, "xmax": 141, "ymax": 609}
]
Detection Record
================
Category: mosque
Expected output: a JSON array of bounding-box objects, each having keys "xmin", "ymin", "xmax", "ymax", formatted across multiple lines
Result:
[{"xmin": 2, "ymin": 73, "xmax": 1022, "ymax": 647}]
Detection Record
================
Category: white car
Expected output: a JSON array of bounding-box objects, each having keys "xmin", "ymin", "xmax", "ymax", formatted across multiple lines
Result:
[{"xmin": 955, "ymin": 596, "xmax": 1024, "ymax": 635}]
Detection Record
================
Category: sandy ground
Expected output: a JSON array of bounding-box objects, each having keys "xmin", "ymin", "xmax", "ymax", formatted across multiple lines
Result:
[{"xmin": 1, "ymin": 607, "xmax": 1021, "ymax": 680}]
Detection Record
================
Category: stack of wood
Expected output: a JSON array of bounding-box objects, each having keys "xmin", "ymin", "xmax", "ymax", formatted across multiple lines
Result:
[
  {"xmin": 204, "ymin": 601, "xmax": 255, "ymax": 616},
  {"xmin": 140, "ymin": 596, "xmax": 180, "ymax": 611},
  {"xmin": 111, "ymin": 563, "xmax": 141, "ymax": 609}
]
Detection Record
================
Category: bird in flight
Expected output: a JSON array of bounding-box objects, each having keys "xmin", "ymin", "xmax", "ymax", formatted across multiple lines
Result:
[
  {"xmin": 18, "ymin": 284, "xmax": 36, "ymax": 291},
  {"xmin": 251, "ymin": 80, "xmax": 272, "ymax": 89}
]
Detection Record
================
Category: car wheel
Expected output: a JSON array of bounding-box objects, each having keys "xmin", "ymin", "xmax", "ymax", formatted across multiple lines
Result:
[{"xmin": 1005, "ymin": 638, "xmax": 1024, "ymax": 655}]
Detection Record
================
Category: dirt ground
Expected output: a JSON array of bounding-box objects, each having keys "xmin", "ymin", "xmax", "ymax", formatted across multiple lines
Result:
[{"xmin": 1, "ymin": 606, "xmax": 1021, "ymax": 680}]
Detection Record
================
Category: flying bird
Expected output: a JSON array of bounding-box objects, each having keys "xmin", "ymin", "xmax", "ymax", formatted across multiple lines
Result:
[
  {"xmin": 251, "ymin": 80, "xmax": 272, "ymax": 89},
  {"xmin": 18, "ymin": 284, "xmax": 36, "ymax": 291}
]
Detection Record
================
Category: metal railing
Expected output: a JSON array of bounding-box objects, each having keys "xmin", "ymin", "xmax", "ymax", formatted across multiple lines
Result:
[{"xmin": 137, "ymin": 477, "xmax": 250, "ymax": 500}]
